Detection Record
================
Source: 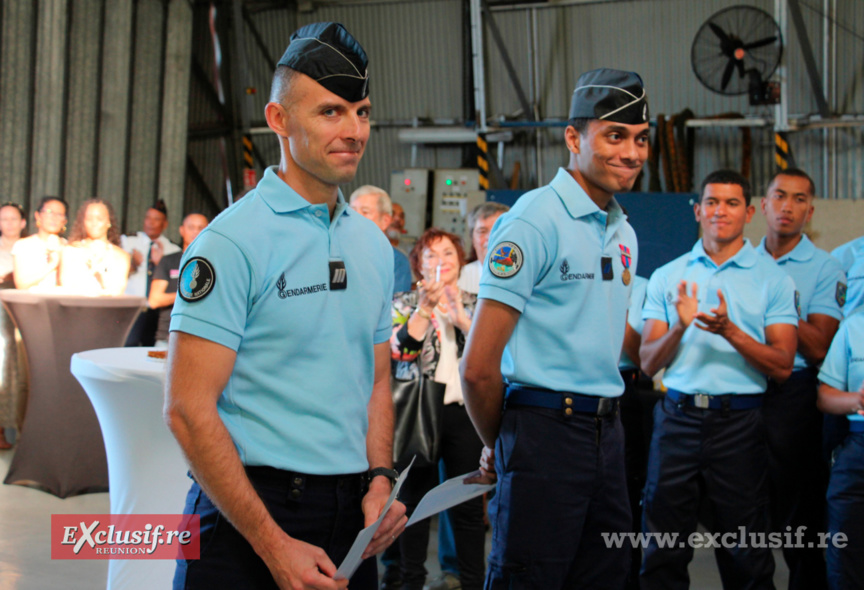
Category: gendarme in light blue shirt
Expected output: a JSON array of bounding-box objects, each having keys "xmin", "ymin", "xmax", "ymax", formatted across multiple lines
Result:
[
  {"xmin": 756, "ymin": 235, "xmax": 845, "ymax": 370},
  {"xmin": 818, "ymin": 312, "xmax": 864, "ymax": 424},
  {"xmin": 478, "ymin": 167, "xmax": 637, "ymax": 397},
  {"xmin": 170, "ymin": 166, "xmax": 394, "ymax": 475},
  {"xmin": 643, "ymin": 239, "xmax": 798, "ymax": 394},
  {"xmin": 832, "ymin": 236, "xmax": 864, "ymax": 313},
  {"xmin": 619, "ymin": 274, "xmax": 648, "ymax": 371}
]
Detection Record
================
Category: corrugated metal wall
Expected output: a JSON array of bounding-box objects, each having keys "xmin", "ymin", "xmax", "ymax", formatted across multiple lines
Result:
[
  {"xmin": 0, "ymin": 0, "xmax": 192, "ymax": 241},
  {"xmin": 2, "ymin": 0, "xmax": 862, "ymax": 242}
]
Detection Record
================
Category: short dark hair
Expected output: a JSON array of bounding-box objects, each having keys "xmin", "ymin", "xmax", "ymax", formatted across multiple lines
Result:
[
  {"xmin": 466, "ymin": 202, "xmax": 510, "ymax": 262},
  {"xmin": 409, "ymin": 227, "xmax": 466, "ymax": 280},
  {"xmin": 38, "ymin": 196, "xmax": 67, "ymax": 215},
  {"xmin": 567, "ymin": 118, "xmax": 591, "ymax": 135},
  {"xmin": 700, "ymin": 170, "xmax": 752, "ymax": 206},
  {"xmin": 767, "ymin": 168, "xmax": 816, "ymax": 197}
]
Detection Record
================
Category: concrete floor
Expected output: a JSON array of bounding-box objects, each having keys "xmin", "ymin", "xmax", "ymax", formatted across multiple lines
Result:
[{"xmin": 0, "ymin": 446, "xmax": 789, "ymax": 590}]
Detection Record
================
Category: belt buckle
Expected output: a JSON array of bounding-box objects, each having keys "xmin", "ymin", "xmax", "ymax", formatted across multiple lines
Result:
[
  {"xmin": 597, "ymin": 397, "xmax": 614, "ymax": 416},
  {"xmin": 693, "ymin": 394, "xmax": 710, "ymax": 409}
]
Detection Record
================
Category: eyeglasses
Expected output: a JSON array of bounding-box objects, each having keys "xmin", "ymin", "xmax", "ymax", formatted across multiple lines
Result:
[{"xmin": 40, "ymin": 209, "xmax": 66, "ymax": 219}]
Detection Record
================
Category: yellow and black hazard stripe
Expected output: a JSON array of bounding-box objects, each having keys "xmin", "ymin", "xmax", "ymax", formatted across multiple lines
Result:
[
  {"xmin": 476, "ymin": 133, "xmax": 489, "ymax": 190},
  {"xmin": 775, "ymin": 131, "xmax": 794, "ymax": 170},
  {"xmin": 242, "ymin": 134, "xmax": 254, "ymax": 169}
]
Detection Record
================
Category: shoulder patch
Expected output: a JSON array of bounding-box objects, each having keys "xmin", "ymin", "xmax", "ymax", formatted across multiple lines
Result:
[
  {"xmin": 179, "ymin": 257, "xmax": 216, "ymax": 302},
  {"xmin": 837, "ymin": 281, "xmax": 847, "ymax": 307},
  {"xmin": 489, "ymin": 242, "xmax": 523, "ymax": 279}
]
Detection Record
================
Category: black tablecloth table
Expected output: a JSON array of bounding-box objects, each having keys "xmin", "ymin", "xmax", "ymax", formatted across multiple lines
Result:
[{"xmin": 0, "ymin": 291, "xmax": 145, "ymax": 497}]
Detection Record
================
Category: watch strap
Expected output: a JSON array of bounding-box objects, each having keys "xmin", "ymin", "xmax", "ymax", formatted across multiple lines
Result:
[{"xmin": 368, "ymin": 467, "xmax": 399, "ymax": 486}]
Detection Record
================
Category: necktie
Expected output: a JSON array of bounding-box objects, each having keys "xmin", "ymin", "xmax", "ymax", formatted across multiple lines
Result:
[{"xmin": 146, "ymin": 241, "xmax": 155, "ymax": 296}]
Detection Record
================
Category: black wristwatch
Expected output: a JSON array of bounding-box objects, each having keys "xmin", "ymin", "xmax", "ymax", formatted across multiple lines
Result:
[{"xmin": 368, "ymin": 467, "xmax": 399, "ymax": 487}]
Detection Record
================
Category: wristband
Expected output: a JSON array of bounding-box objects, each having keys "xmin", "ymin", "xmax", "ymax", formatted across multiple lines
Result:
[{"xmin": 416, "ymin": 307, "xmax": 432, "ymax": 320}]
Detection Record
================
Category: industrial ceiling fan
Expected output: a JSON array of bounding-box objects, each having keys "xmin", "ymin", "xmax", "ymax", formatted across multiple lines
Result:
[{"xmin": 691, "ymin": 5, "xmax": 783, "ymax": 104}]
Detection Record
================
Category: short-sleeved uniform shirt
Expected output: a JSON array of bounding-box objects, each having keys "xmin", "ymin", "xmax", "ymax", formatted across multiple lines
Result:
[
  {"xmin": 152, "ymin": 251, "xmax": 182, "ymax": 342},
  {"xmin": 478, "ymin": 167, "xmax": 637, "ymax": 398},
  {"xmin": 170, "ymin": 166, "xmax": 394, "ymax": 475},
  {"xmin": 756, "ymin": 235, "xmax": 845, "ymax": 370},
  {"xmin": 619, "ymin": 274, "xmax": 648, "ymax": 371},
  {"xmin": 818, "ymin": 312, "xmax": 864, "ymax": 425},
  {"xmin": 642, "ymin": 239, "xmax": 798, "ymax": 395},
  {"xmin": 832, "ymin": 236, "xmax": 864, "ymax": 313}
]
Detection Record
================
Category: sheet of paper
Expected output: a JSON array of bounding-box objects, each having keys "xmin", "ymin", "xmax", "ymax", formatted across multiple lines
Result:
[
  {"xmin": 335, "ymin": 458, "xmax": 414, "ymax": 581},
  {"xmin": 406, "ymin": 471, "xmax": 495, "ymax": 527}
]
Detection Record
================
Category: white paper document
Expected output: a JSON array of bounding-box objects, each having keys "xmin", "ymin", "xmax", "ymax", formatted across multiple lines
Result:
[
  {"xmin": 406, "ymin": 471, "xmax": 495, "ymax": 527},
  {"xmin": 335, "ymin": 458, "xmax": 414, "ymax": 580}
]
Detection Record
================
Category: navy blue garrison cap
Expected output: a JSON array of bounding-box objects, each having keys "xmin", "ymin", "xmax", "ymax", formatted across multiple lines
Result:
[
  {"xmin": 277, "ymin": 22, "xmax": 369, "ymax": 102},
  {"xmin": 569, "ymin": 68, "xmax": 649, "ymax": 125}
]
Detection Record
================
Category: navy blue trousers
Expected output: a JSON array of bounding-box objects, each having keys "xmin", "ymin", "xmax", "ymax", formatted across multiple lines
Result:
[
  {"xmin": 764, "ymin": 369, "xmax": 829, "ymax": 590},
  {"xmin": 827, "ymin": 431, "xmax": 864, "ymax": 590},
  {"xmin": 485, "ymin": 405, "xmax": 630, "ymax": 589},
  {"xmin": 173, "ymin": 469, "xmax": 377, "ymax": 590},
  {"xmin": 640, "ymin": 397, "xmax": 774, "ymax": 590}
]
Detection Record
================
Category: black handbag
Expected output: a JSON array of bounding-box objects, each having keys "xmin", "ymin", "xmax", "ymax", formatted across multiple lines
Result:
[{"xmin": 391, "ymin": 373, "xmax": 446, "ymax": 469}]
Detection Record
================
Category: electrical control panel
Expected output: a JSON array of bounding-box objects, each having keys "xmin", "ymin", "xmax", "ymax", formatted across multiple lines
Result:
[
  {"xmin": 389, "ymin": 168, "xmax": 431, "ymax": 244},
  {"xmin": 431, "ymin": 169, "xmax": 483, "ymax": 246}
]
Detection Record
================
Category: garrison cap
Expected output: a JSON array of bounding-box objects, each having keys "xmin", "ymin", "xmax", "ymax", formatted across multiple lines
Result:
[
  {"xmin": 569, "ymin": 68, "xmax": 649, "ymax": 125},
  {"xmin": 277, "ymin": 22, "xmax": 369, "ymax": 102}
]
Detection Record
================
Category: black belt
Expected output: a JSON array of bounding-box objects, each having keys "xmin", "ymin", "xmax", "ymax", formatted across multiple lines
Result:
[
  {"xmin": 505, "ymin": 385, "xmax": 619, "ymax": 417},
  {"xmin": 666, "ymin": 388, "xmax": 763, "ymax": 410},
  {"xmin": 243, "ymin": 466, "xmax": 367, "ymax": 500},
  {"xmin": 849, "ymin": 421, "xmax": 864, "ymax": 433}
]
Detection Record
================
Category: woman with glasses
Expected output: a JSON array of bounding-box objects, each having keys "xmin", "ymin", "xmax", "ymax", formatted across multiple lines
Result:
[
  {"xmin": 12, "ymin": 196, "xmax": 68, "ymax": 290},
  {"xmin": 0, "ymin": 202, "xmax": 27, "ymax": 449},
  {"xmin": 59, "ymin": 199, "xmax": 130, "ymax": 296}
]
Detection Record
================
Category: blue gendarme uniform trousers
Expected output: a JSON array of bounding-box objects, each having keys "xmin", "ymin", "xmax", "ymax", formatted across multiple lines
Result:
[
  {"xmin": 485, "ymin": 404, "xmax": 630, "ymax": 589},
  {"xmin": 764, "ymin": 368, "xmax": 829, "ymax": 590},
  {"xmin": 173, "ymin": 468, "xmax": 377, "ymax": 590},
  {"xmin": 827, "ymin": 430, "xmax": 864, "ymax": 590},
  {"xmin": 640, "ymin": 396, "xmax": 775, "ymax": 590}
]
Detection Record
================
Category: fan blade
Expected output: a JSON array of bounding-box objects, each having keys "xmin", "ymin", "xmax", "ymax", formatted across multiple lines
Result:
[
  {"xmin": 744, "ymin": 36, "xmax": 778, "ymax": 50},
  {"xmin": 721, "ymin": 59, "xmax": 736, "ymax": 91},
  {"xmin": 735, "ymin": 59, "xmax": 746, "ymax": 79},
  {"xmin": 709, "ymin": 22, "xmax": 731, "ymax": 44}
]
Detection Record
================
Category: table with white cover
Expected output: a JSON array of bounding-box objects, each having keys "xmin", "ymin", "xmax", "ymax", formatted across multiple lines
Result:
[{"xmin": 71, "ymin": 347, "xmax": 190, "ymax": 590}]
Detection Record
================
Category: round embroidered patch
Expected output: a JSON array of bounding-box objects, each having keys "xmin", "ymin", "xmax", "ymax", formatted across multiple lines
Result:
[
  {"xmin": 179, "ymin": 257, "xmax": 216, "ymax": 302},
  {"xmin": 488, "ymin": 242, "xmax": 523, "ymax": 279}
]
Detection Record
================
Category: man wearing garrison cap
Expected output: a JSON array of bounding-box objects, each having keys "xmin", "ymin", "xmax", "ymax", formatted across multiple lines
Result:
[
  {"xmin": 166, "ymin": 22, "xmax": 405, "ymax": 590},
  {"xmin": 462, "ymin": 68, "xmax": 650, "ymax": 588}
]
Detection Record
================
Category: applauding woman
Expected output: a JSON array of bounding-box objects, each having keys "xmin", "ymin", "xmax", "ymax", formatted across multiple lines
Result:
[
  {"xmin": 12, "ymin": 196, "xmax": 68, "ymax": 290},
  {"xmin": 390, "ymin": 227, "xmax": 486, "ymax": 590},
  {"xmin": 59, "ymin": 199, "xmax": 130, "ymax": 296}
]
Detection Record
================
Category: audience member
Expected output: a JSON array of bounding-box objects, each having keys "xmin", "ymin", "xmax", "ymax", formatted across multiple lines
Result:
[
  {"xmin": 388, "ymin": 202, "xmax": 407, "ymax": 250},
  {"xmin": 756, "ymin": 168, "xmax": 844, "ymax": 589},
  {"xmin": 148, "ymin": 213, "xmax": 209, "ymax": 348},
  {"xmin": 390, "ymin": 228, "xmax": 485, "ymax": 590},
  {"xmin": 12, "ymin": 196, "xmax": 67, "ymax": 290},
  {"xmin": 817, "ymin": 310, "xmax": 864, "ymax": 589},
  {"xmin": 121, "ymin": 200, "xmax": 180, "ymax": 345},
  {"xmin": 457, "ymin": 202, "xmax": 509, "ymax": 294},
  {"xmin": 59, "ymin": 199, "xmax": 130, "ymax": 296},
  {"xmin": 0, "ymin": 202, "xmax": 27, "ymax": 449},
  {"xmin": 639, "ymin": 170, "xmax": 798, "ymax": 589},
  {"xmin": 350, "ymin": 185, "xmax": 413, "ymax": 294}
]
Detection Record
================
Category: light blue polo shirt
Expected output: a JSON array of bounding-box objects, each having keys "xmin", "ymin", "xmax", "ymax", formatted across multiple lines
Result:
[
  {"xmin": 818, "ymin": 311, "xmax": 864, "ymax": 424},
  {"xmin": 619, "ymin": 274, "xmax": 648, "ymax": 371},
  {"xmin": 642, "ymin": 239, "xmax": 798, "ymax": 395},
  {"xmin": 170, "ymin": 166, "xmax": 394, "ymax": 475},
  {"xmin": 756, "ymin": 235, "xmax": 845, "ymax": 370},
  {"xmin": 832, "ymin": 236, "xmax": 864, "ymax": 313},
  {"xmin": 478, "ymin": 167, "xmax": 637, "ymax": 397}
]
